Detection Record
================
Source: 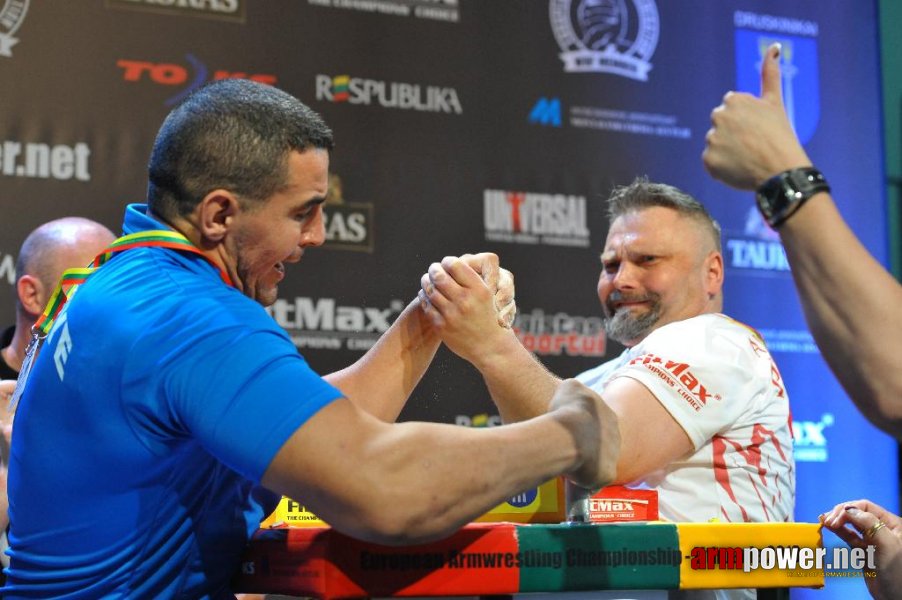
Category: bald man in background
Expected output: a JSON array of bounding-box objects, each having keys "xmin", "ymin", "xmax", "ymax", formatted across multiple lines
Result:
[
  {"xmin": 0, "ymin": 217, "xmax": 115, "ymax": 575},
  {"xmin": 1, "ymin": 217, "xmax": 116, "ymax": 380}
]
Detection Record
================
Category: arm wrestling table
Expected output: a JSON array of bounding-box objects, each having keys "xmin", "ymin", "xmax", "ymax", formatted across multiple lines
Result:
[{"xmin": 232, "ymin": 521, "xmax": 824, "ymax": 598}]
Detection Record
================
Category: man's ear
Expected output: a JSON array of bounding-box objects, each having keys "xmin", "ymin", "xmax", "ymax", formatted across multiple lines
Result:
[
  {"xmin": 196, "ymin": 190, "xmax": 240, "ymax": 245},
  {"xmin": 17, "ymin": 274, "xmax": 44, "ymax": 316},
  {"xmin": 705, "ymin": 251, "xmax": 724, "ymax": 299}
]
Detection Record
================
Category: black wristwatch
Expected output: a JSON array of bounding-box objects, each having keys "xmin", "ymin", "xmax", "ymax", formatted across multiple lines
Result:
[{"xmin": 755, "ymin": 167, "xmax": 830, "ymax": 228}]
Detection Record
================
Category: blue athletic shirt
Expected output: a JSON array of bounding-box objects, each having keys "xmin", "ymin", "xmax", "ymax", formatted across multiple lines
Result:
[{"xmin": 4, "ymin": 204, "xmax": 343, "ymax": 598}]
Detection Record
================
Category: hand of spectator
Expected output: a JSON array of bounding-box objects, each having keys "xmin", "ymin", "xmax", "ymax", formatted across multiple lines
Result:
[
  {"xmin": 418, "ymin": 253, "xmax": 517, "ymax": 365},
  {"xmin": 822, "ymin": 499, "xmax": 902, "ymax": 600},
  {"xmin": 703, "ymin": 42, "xmax": 813, "ymax": 190},
  {"xmin": 548, "ymin": 379, "xmax": 620, "ymax": 489}
]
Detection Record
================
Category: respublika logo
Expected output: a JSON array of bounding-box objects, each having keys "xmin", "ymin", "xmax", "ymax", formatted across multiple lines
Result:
[
  {"xmin": 323, "ymin": 174, "xmax": 374, "ymax": 252},
  {"xmin": 308, "ymin": 0, "xmax": 458, "ymax": 23},
  {"xmin": 0, "ymin": 0, "xmax": 29, "ymax": 57},
  {"xmin": 315, "ymin": 74, "xmax": 462, "ymax": 114},
  {"xmin": 514, "ymin": 308, "xmax": 606, "ymax": 357},
  {"xmin": 117, "ymin": 55, "xmax": 276, "ymax": 106},
  {"xmin": 269, "ymin": 296, "xmax": 404, "ymax": 352},
  {"xmin": 0, "ymin": 139, "xmax": 91, "ymax": 182},
  {"xmin": 483, "ymin": 189, "xmax": 590, "ymax": 248},
  {"xmin": 549, "ymin": 0, "xmax": 659, "ymax": 81},
  {"xmin": 106, "ymin": 0, "xmax": 245, "ymax": 23},
  {"xmin": 734, "ymin": 11, "xmax": 820, "ymax": 143}
]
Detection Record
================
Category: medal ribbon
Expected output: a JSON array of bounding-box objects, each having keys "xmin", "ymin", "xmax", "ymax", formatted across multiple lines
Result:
[
  {"xmin": 8, "ymin": 229, "xmax": 232, "ymax": 414},
  {"xmin": 34, "ymin": 229, "xmax": 233, "ymax": 337}
]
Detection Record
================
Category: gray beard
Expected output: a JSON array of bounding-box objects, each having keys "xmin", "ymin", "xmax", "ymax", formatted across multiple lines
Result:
[{"xmin": 603, "ymin": 302, "xmax": 661, "ymax": 345}]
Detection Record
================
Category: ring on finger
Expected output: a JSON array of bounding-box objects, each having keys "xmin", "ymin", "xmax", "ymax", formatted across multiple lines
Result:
[{"xmin": 864, "ymin": 520, "xmax": 887, "ymax": 539}]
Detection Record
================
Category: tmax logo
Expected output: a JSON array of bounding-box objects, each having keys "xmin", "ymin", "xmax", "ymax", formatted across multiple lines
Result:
[
  {"xmin": 529, "ymin": 97, "xmax": 562, "ymax": 127},
  {"xmin": 0, "ymin": 0, "xmax": 29, "ymax": 57},
  {"xmin": 117, "ymin": 55, "xmax": 277, "ymax": 106},
  {"xmin": 792, "ymin": 413, "xmax": 833, "ymax": 463}
]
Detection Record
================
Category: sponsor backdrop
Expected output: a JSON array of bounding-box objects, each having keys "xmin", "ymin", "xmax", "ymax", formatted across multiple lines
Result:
[{"xmin": 0, "ymin": 1, "xmax": 893, "ymax": 596}]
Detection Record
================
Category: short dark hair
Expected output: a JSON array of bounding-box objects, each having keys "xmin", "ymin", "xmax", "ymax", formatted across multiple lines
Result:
[
  {"xmin": 606, "ymin": 177, "xmax": 722, "ymax": 252},
  {"xmin": 147, "ymin": 79, "xmax": 334, "ymax": 219}
]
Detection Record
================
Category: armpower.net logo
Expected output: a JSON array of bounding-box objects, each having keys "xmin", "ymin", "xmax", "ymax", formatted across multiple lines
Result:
[{"xmin": 689, "ymin": 545, "xmax": 876, "ymax": 578}]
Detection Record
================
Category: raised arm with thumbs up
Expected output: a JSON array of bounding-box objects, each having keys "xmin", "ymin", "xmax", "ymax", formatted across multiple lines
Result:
[{"xmin": 703, "ymin": 42, "xmax": 902, "ymax": 440}]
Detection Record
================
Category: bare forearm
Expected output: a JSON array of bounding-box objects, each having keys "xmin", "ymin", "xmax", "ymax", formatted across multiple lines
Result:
[
  {"xmin": 781, "ymin": 194, "xmax": 902, "ymax": 430},
  {"xmin": 278, "ymin": 416, "xmax": 578, "ymax": 545},
  {"xmin": 325, "ymin": 299, "xmax": 441, "ymax": 421},
  {"xmin": 471, "ymin": 331, "xmax": 561, "ymax": 423}
]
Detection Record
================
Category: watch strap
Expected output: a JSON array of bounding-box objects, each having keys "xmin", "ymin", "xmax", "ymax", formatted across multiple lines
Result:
[{"xmin": 755, "ymin": 167, "xmax": 830, "ymax": 228}]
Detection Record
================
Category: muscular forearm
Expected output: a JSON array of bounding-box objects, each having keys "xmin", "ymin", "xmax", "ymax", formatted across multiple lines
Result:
[
  {"xmin": 470, "ymin": 331, "xmax": 561, "ymax": 423},
  {"xmin": 268, "ymin": 404, "xmax": 580, "ymax": 546},
  {"xmin": 781, "ymin": 194, "xmax": 902, "ymax": 432},
  {"xmin": 324, "ymin": 298, "xmax": 441, "ymax": 422}
]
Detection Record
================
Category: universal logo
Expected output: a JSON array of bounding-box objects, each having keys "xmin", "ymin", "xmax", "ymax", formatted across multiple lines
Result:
[
  {"xmin": 323, "ymin": 174, "xmax": 374, "ymax": 252},
  {"xmin": 549, "ymin": 0, "xmax": 659, "ymax": 81},
  {"xmin": 106, "ymin": 0, "xmax": 245, "ymax": 22},
  {"xmin": 0, "ymin": 0, "xmax": 29, "ymax": 57}
]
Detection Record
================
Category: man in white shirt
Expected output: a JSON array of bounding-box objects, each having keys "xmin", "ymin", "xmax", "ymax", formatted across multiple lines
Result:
[{"xmin": 419, "ymin": 178, "xmax": 796, "ymax": 599}]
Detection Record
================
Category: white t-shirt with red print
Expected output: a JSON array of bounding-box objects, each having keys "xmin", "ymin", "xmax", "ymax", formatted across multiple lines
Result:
[{"xmin": 577, "ymin": 313, "xmax": 795, "ymax": 524}]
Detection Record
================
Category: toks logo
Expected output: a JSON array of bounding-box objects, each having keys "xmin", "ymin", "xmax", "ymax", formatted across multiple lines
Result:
[
  {"xmin": 628, "ymin": 353, "xmax": 721, "ymax": 411},
  {"xmin": 315, "ymin": 74, "xmax": 462, "ymax": 114},
  {"xmin": 483, "ymin": 189, "xmax": 590, "ymax": 248},
  {"xmin": 117, "ymin": 55, "xmax": 276, "ymax": 106}
]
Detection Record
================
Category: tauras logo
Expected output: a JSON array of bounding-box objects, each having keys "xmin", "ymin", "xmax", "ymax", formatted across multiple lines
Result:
[
  {"xmin": 0, "ymin": 0, "xmax": 29, "ymax": 57},
  {"xmin": 106, "ymin": 0, "xmax": 245, "ymax": 22},
  {"xmin": 316, "ymin": 74, "xmax": 462, "ymax": 114},
  {"xmin": 725, "ymin": 208, "xmax": 789, "ymax": 274},
  {"xmin": 270, "ymin": 297, "xmax": 404, "ymax": 352},
  {"xmin": 1, "ymin": 139, "xmax": 91, "ymax": 182},
  {"xmin": 628, "ymin": 353, "xmax": 721, "ymax": 410},
  {"xmin": 513, "ymin": 308, "xmax": 605, "ymax": 357},
  {"xmin": 483, "ymin": 189, "xmax": 590, "ymax": 248},
  {"xmin": 323, "ymin": 174, "xmax": 374, "ymax": 252}
]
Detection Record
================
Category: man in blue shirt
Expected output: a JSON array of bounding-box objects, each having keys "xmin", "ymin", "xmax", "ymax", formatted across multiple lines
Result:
[{"xmin": 4, "ymin": 79, "xmax": 620, "ymax": 598}]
